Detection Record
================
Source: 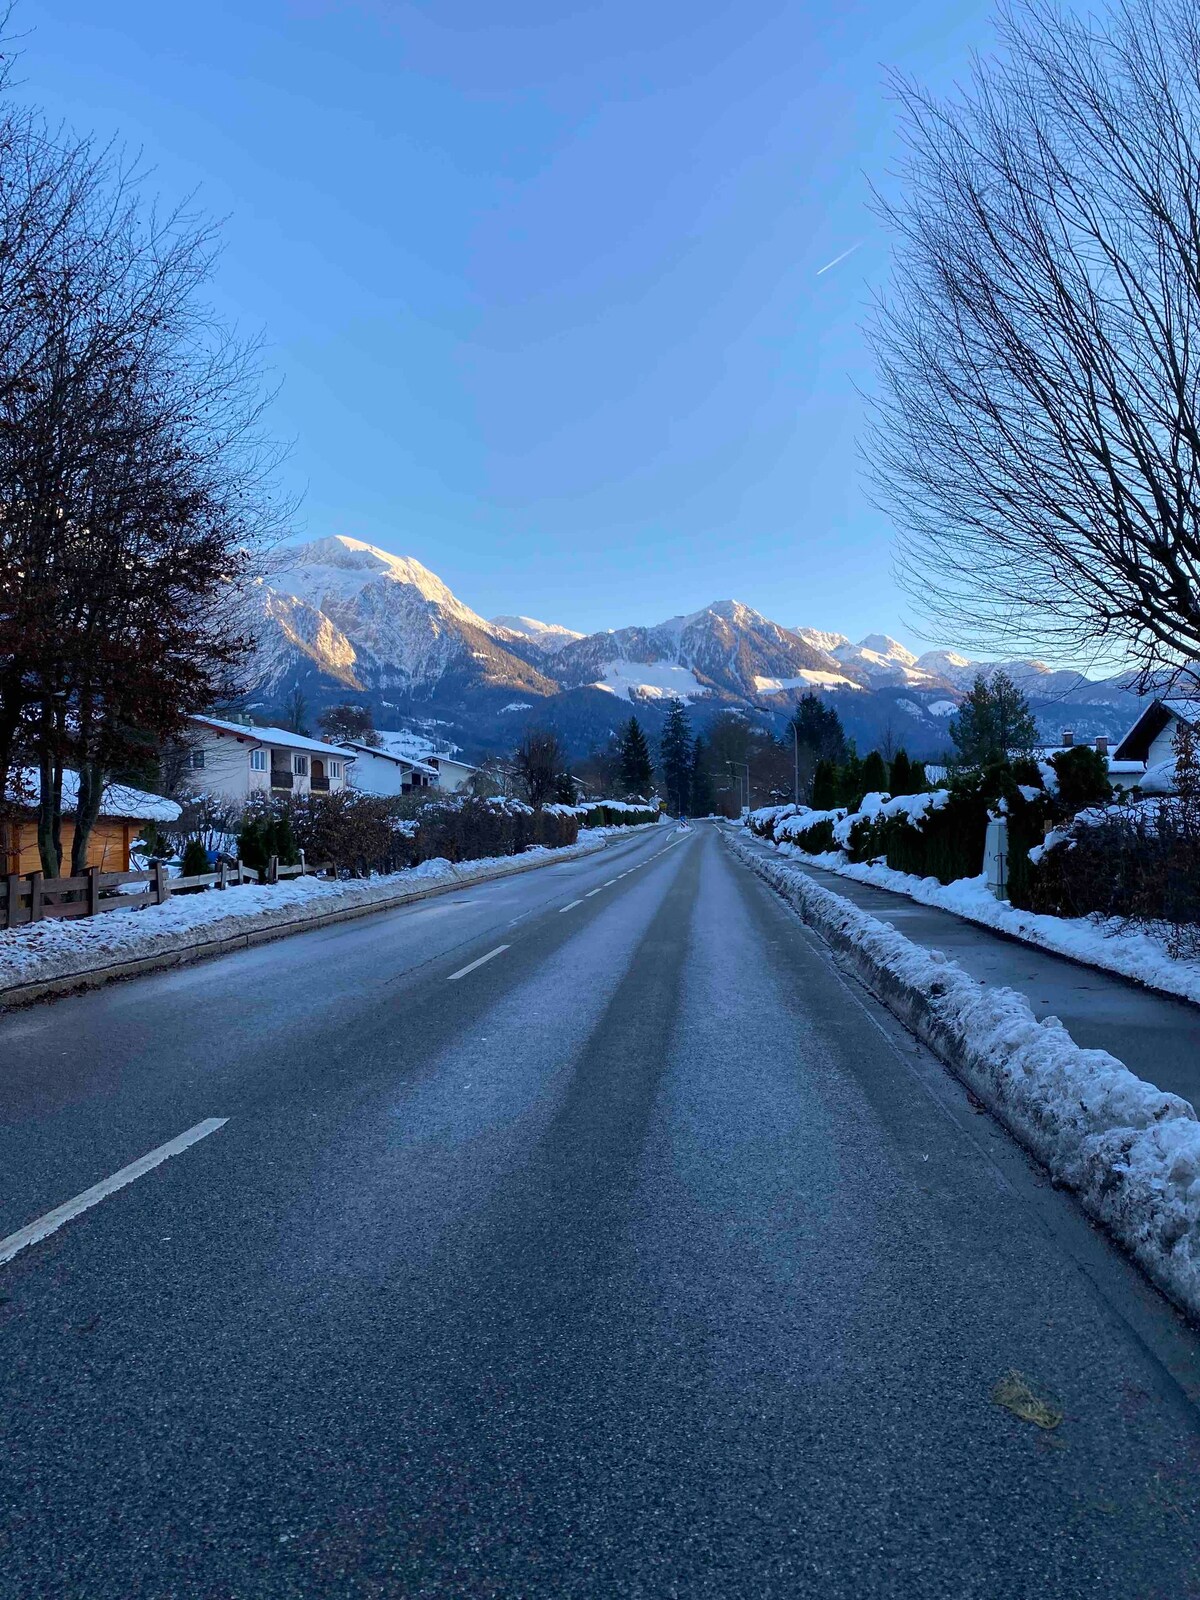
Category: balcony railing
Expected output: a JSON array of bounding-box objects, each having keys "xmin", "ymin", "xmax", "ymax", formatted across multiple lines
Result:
[
  {"xmin": 310, "ymin": 774, "xmax": 330, "ymax": 792},
  {"xmin": 270, "ymin": 770, "xmax": 294, "ymax": 791}
]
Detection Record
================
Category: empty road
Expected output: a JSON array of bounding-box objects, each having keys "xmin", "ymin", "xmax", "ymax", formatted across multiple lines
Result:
[{"xmin": 1, "ymin": 822, "xmax": 1198, "ymax": 1598}]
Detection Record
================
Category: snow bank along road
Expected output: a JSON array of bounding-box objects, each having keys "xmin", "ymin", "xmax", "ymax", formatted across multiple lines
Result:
[{"xmin": 2, "ymin": 823, "xmax": 1199, "ymax": 1598}]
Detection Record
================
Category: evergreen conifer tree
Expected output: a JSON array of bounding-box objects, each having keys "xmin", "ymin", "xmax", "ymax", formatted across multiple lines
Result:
[
  {"xmin": 618, "ymin": 715, "xmax": 653, "ymax": 795},
  {"xmin": 889, "ymin": 748, "xmax": 913, "ymax": 795},
  {"xmin": 659, "ymin": 699, "xmax": 694, "ymax": 816},
  {"xmin": 949, "ymin": 671, "xmax": 1039, "ymax": 768},
  {"xmin": 690, "ymin": 735, "xmax": 715, "ymax": 817},
  {"xmin": 811, "ymin": 759, "xmax": 838, "ymax": 810},
  {"xmin": 862, "ymin": 750, "xmax": 889, "ymax": 795}
]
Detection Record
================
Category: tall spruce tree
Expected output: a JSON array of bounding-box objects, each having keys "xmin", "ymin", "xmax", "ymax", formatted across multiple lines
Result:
[
  {"xmin": 690, "ymin": 735, "xmax": 715, "ymax": 817},
  {"xmin": 659, "ymin": 698, "xmax": 693, "ymax": 816},
  {"xmin": 618, "ymin": 715, "xmax": 653, "ymax": 795},
  {"xmin": 949, "ymin": 671, "xmax": 1038, "ymax": 769},
  {"xmin": 889, "ymin": 748, "xmax": 914, "ymax": 796}
]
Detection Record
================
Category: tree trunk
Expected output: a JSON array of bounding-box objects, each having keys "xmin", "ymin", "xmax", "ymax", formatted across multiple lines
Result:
[
  {"xmin": 71, "ymin": 759, "xmax": 105, "ymax": 876},
  {"xmin": 36, "ymin": 744, "xmax": 62, "ymax": 878}
]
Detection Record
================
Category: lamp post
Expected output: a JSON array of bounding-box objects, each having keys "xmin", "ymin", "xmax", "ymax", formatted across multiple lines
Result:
[
  {"xmin": 791, "ymin": 719, "xmax": 799, "ymax": 803},
  {"xmin": 726, "ymin": 759, "xmax": 750, "ymax": 817}
]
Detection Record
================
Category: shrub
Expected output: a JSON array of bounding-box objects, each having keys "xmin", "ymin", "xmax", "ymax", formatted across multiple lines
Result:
[
  {"xmin": 177, "ymin": 837, "xmax": 211, "ymax": 892},
  {"xmin": 1047, "ymin": 745, "xmax": 1113, "ymax": 813}
]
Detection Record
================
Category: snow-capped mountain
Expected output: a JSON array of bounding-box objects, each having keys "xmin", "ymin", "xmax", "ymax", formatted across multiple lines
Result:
[
  {"xmin": 490, "ymin": 615, "xmax": 584, "ymax": 652},
  {"xmin": 249, "ymin": 537, "xmax": 558, "ymax": 700},
  {"xmin": 239, "ymin": 537, "xmax": 1142, "ymax": 758},
  {"xmin": 552, "ymin": 600, "xmax": 859, "ymax": 703}
]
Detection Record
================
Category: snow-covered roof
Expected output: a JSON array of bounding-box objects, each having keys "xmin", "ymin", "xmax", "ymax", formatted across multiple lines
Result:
[
  {"xmin": 191, "ymin": 715, "xmax": 356, "ymax": 762},
  {"xmin": 6, "ymin": 769, "xmax": 181, "ymax": 822},
  {"xmin": 430, "ymin": 754, "xmax": 477, "ymax": 773},
  {"xmin": 337, "ymin": 740, "xmax": 437, "ymax": 775}
]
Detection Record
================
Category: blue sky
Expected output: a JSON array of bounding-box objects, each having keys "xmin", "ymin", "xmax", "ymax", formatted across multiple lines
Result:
[{"xmin": 22, "ymin": 0, "xmax": 997, "ymax": 646}]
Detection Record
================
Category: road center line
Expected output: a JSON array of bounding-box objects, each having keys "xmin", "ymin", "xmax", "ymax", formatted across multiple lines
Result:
[
  {"xmin": 447, "ymin": 944, "xmax": 510, "ymax": 981},
  {"xmin": 0, "ymin": 1118, "xmax": 228, "ymax": 1269},
  {"xmin": 585, "ymin": 887, "xmax": 604, "ymax": 897},
  {"xmin": 560, "ymin": 900, "xmax": 584, "ymax": 913},
  {"xmin": 604, "ymin": 879, "xmax": 617, "ymax": 886}
]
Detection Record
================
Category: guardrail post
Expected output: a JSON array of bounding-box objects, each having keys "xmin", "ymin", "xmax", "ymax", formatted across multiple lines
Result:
[
  {"xmin": 299, "ymin": 848, "xmax": 306, "ymax": 877},
  {"xmin": 28, "ymin": 870, "xmax": 43, "ymax": 922},
  {"xmin": 154, "ymin": 861, "xmax": 170, "ymax": 905},
  {"xmin": 218, "ymin": 861, "xmax": 228, "ymax": 891},
  {"xmin": 268, "ymin": 855, "xmax": 278, "ymax": 885},
  {"xmin": 87, "ymin": 865, "xmax": 100, "ymax": 917}
]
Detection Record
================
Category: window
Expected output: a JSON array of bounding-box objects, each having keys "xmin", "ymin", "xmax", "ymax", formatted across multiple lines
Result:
[
  {"xmin": 187, "ymin": 749, "xmax": 206, "ymax": 770},
  {"xmin": 250, "ymin": 749, "xmax": 268, "ymax": 772},
  {"xmin": 329, "ymin": 761, "xmax": 341, "ymax": 779},
  {"xmin": 293, "ymin": 753, "xmax": 309, "ymax": 776}
]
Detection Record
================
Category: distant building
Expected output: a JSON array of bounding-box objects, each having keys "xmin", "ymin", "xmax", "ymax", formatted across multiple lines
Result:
[
  {"xmin": 185, "ymin": 716, "xmax": 353, "ymax": 804},
  {"xmin": 1111, "ymin": 699, "xmax": 1199, "ymax": 793},
  {"xmin": 337, "ymin": 741, "xmax": 438, "ymax": 798}
]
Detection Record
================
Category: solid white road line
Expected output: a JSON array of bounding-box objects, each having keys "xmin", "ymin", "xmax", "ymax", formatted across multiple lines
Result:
[
  {"xmin": 447, "ymin": 944, "xmax": 510, "ymax": 981},
  {"xmin": 559, "ymin": 900, "xmax": 584, "ymax": 913},
  {"xmin": 0, "ymin": 1118, "xmax": 228, "ymax": 1269}
]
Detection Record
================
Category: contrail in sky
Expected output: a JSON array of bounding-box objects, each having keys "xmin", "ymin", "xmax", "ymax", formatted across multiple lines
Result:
[{"xmin": 815, "ymin": 242, "xmax": 862, "ymax": 276}]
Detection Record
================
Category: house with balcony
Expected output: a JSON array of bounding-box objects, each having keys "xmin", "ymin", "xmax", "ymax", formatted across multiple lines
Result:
[
  {"xmin": 184, "ymin": 716, "xmax": 354, "ymax": 803},
  {"xmin": 337, "ymin": 740, "xmax": 438, "ymax": 798}
]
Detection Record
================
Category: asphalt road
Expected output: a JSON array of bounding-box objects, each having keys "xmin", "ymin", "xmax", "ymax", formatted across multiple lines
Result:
[{"xmin": 1, "ymin": 822, "xmax": 1199, "ymax": 1598}]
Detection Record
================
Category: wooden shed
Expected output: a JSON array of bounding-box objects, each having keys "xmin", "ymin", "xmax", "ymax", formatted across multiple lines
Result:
[{"xmin": 1, "ymin": 772, "xmax": 181, "ymax": 875}]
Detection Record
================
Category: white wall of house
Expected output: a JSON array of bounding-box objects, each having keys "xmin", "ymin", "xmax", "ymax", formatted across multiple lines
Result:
[
  {"xmin": 433, "ymin": 758, "xmax": 475, "ymax": 794},
  {"xmin": 1147, "ymin": 722, "xmax": 1184, "ymax": 767},
  {"xmin": 345, "ymin": 748, "xmax": 407, "ymax": 797},
  {"xmin": 186, "ymin": 720, "xmax": 351, "ymax": 805}
]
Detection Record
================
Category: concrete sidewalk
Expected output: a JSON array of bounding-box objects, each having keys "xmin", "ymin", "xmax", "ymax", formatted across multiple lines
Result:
[{"xmin": 770, "ymin": 849, "xmax": 1200, "ymax": 1112}]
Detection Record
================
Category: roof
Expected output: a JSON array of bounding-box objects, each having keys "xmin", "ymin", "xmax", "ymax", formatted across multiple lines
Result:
[
  {"xmin": 1112, "ymin": 698, "xmax": 1199, "ymax": 762},
  {"xmin": 430, "ymin": 754, "xmax": 478, "ymax": 772},
  {"xmin": 336, "ymin": 740, "xmax": 437, "ymax": 776},
  {"xmin": 190, "ymin": 715, "xmax": 356, "ymax": 762},
  {"xmin": 6, "ymin": 769, "xmax": 181, "ymax": 822}
]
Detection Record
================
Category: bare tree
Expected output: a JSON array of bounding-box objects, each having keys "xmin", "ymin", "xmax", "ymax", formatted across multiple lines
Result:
[
  {"xmin": 868, "ymin": 0, "xmax": 1200, "ymax": 692},
  {"xmin": 0, "ymin": 121, "xmax": 285, "ymax": 874},
  {"xmin": 514, "ymin": 727, "xmax": 565, "ymax": 810}
]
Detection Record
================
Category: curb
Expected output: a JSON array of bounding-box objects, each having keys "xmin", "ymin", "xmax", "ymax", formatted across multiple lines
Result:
[
  {"xmin": 726, "ymin": 828, "xmax": 1200, "ymax": 1324},
  {"xmin": 0, "ymin": 827, "xmax": 660, "ymax": 1011}
]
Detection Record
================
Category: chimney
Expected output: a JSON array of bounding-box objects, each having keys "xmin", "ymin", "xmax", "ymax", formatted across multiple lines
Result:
[
  {"xmin": 1062, "ymin": 728, "xmax": 1074, "ymax": 747},
  {"xmin": 1095, "ymin": 735, "xmax": 1108, "ymax": 756}
]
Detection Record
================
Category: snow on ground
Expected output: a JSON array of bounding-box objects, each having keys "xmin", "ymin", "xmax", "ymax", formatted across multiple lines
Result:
[
  {"xmin": 0, "ymin": 829, "xmax": 651, "ymax": 995},
  {"xmin": 729, "ymin": 832, "xmax": 1200, "ymax": 1317},
  {"xmin": 769, "ymin": 838, "xmax": 1200, "ymax": 1006},
  {"xmin": 589, "ymin": 658, "xmax": 707, "ymax": 701}
]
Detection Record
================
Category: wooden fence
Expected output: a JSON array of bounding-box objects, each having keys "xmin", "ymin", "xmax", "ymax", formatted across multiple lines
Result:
[{"xmin": 0, "ymin": 855, "xmax": 332, "ymax": 931}]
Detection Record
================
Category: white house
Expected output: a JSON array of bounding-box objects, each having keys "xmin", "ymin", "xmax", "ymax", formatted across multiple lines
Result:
[
  {"xmin": 427, "ymin": 755, "xmax": 477, "ymax": 794},
  {"xmin": 185, "ymin": 716, "xmax": 354, "ymax": 803},
  {"xmin": 337, "ymin": 740, "xmax": 438, "ymax": 798},
  {"xmin": 1111, "ymin": 699, "xmax": 1199, "ymax": 792}
]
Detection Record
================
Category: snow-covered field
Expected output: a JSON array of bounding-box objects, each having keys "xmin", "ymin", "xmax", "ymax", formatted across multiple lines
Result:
[
  {"xmin": 729, "ymin": 831, "xmax": 1200, "ymax": 1319},
  {"xmin": 0, "ymin": 830, "xmax": 646, "ymax": 997},
  {"xmin": 769, "ymin": 840, "xmax": 1200, "ymax": 1006}
]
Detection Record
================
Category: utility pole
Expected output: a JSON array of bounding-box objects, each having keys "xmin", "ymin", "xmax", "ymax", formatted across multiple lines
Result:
[
  {"xmin": 791, "ymin": 719, "xmax": 799, "ymax": 803},
  {"xmin": 726, "ymin": 759, "xmax": 750, "ymax": 817}
]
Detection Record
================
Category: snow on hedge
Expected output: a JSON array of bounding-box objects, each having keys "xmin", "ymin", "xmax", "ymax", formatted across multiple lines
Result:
[
  {"xmin": 772, "ymin": 841, "xmax": 1200, "ymax": 1007},
  {"xmin": 730, "ymin": 833, "xmax": 1200, "ymax": 1319}
]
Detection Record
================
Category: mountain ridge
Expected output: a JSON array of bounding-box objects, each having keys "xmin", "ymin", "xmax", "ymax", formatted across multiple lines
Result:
[{"xmin": 241, "ymin": 536, "xmax": 1143, "ymax": 758}]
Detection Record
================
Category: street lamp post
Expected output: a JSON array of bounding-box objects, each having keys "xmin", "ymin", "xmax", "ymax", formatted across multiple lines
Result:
[{"xmin": 726, "ymin": 759, "xmax": 750, "ymax": 817}]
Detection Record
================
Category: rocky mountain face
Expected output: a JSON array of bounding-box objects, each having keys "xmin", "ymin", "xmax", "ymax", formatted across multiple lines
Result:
[{"xmin": 240, "ymin": 536, "xmax": 1142, "ymax": 758}]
